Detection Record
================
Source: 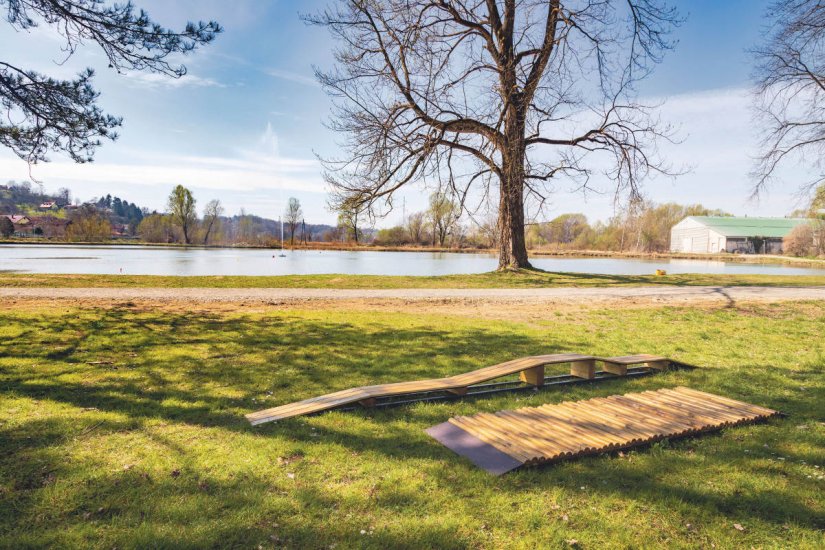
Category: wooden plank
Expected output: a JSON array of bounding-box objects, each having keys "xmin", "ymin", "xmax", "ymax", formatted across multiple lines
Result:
[
  {"xmin": 428, "ymin": 387, "xmax": 779, "ymax": 474},
  {"xmin": 601, "ymin": 361, "xmax": 628, "ymax": 376},
  {"xmin": 519, "ymin": 365, "xmax": 545, "ymax": 386},
  {"xmin": 570, "ymin": 359, "xmax": 596, "ymax": 379}
]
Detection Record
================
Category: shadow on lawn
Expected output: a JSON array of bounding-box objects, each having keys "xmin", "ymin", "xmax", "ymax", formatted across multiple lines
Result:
[
  {"xmin": 1, "ymin": 448, "xmax": 471, "ymax": 548},
  {"xmin": 0, "ymin": 307, "xmax": 586, "ymax": 433}
]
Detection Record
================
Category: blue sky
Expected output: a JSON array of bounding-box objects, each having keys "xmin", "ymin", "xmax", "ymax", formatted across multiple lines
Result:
[{"xmin": 0, "ymin": 0, "xmax": 814, "ymax": 225}]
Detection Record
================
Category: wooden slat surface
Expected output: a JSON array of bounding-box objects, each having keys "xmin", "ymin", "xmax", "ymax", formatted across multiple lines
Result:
[
  {"xmin": 246, "ymin": 353, "xmax": 675, "ymax": 425},
  {"xmin": 436, "ymin": 387, "xmax": 778, "ymax": 471}
]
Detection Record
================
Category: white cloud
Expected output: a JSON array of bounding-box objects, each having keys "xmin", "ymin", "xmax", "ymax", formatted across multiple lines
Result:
[
  {"xmin": 123, "ymin": 72, "xmax": 227, "ymax": 89},
  {"xmin": 266, "ymin": 68, "xmax": 320, "ymax": 88},
  {"xmin": 0, "ymin": 123, "xmax": 323, "ymax": 196},
  {"xmin": 0, "ymin": 155, "xmax": 323, "ymax": 193}
]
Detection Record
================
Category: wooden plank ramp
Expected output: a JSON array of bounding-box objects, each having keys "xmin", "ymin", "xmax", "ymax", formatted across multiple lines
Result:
[
  {"xmin": 426, "ymin": 387, "xmax": 779, "ymax": 475},
  {"xmin": 246, "ymin": 353, "xmax": 671, "ymax": 425}
]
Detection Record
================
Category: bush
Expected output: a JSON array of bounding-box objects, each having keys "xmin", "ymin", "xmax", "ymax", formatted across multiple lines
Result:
[
  {"xmin": 784, "ymin": 224, "xmax": 814, "ymax": 256},
  {"xmin": 373, "ymin": 225, "xmax": 410, "ymax": 246}
]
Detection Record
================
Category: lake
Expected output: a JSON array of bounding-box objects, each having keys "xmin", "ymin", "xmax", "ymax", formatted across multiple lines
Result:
[{"xmin": 2, "ymin": 244, "xmax": 825, "ymax": 277}]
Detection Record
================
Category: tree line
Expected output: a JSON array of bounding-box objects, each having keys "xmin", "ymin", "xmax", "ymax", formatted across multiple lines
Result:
[
  {"xmin": 370, "ymin": 195, "xmax": 730, "ymax": 253},
  {"xmin": 137, "ymin": 186, "xmax": 337, "ymax": 246}
]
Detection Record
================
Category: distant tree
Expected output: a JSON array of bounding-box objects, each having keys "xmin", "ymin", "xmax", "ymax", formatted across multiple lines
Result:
[
  {"xmin": 57, "ymin": 187, "xmax": 71, "ymax": 205},
  {"xmin": 809, "ymin": 183, "xmax": 825, "ymax": 218},
  {"xmin": 336, "ymin": 201, "xmax": 364, "ymax": 244},
  {"xmin": 752, "ymin": 1, "xmax": 825, "ymax": 194},
  {"xmin": 202, "ymin": 199, "xmax": 224, "ymax": 245},
  {"xmin": 66, "ymin": 205, "xmax": 111, "ymax": 242},
  {"xmin": 374, "ymin": 225, "xmax": 409, "ymax": 246},
  {"xmin": 236, "ymin": 208, "xmax": 254, "ymax": 243},
  {"xmin": 472, "ymin": 208, "xmax": 500, "ymax": 249},
  {"xmin": 0, "ymin": 216, "xmax": 13, "ymax": 237},
  {"xmin": 284, "ymin": 197, "xmax": 302, "ymax": 245},
  {"xmin": 784, "ymin": 224, "xmax": 814, "ymax": 256},
  {"xmin": 1, "ymin": 1, "xmax": 220, "ymax": 164},
  {"xmin": 540, "ymin": 214, "xmax": 589, "ymax": 246},
  {"xmin": 137, "ymin": 213, "xmax": 175, "ymax": 243},
  {"xmin": 406, "ymin": 211, "xmax": 426, "ymax": 245},
  {"xmin": 167, "ymin": 185, "xmax": 197, "ymax": 244},
  {"xmin": 428, "ymin": 192, "xmax": 459, "ymax": 247}
]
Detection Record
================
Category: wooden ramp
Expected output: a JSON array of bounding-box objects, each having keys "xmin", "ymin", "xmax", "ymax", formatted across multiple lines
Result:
[
  {"xmin": 246, "ymin": 353, "xmax": 672, "ymax": 425},
  {"xmin": 426, "ymin": 387, "xmax": 778, "ymax": 474}
]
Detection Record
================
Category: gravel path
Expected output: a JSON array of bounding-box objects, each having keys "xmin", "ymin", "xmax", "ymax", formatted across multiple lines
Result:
[{"xmin": 2, "ymin": 285, "xmax": 824, "ymax": 305}]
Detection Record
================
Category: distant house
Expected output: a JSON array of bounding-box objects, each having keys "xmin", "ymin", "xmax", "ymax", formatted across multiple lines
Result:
[
  {"xmin": 670, "ymin": 216, "xmax": 810, "ymax": 254},
  {"xmin": 30, "ymin": 216, "xmax": 71, "ymax": 238},
  {"xmin": 2, "ymin": 214, "xmax": 32, "ymax": 235},
  {"xmin": 39, "ymin": 200, "xmax": 58, "ymax": 210}
]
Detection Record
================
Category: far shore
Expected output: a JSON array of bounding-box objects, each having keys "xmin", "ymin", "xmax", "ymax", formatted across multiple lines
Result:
[{"xmin": 2, "ymin": 237, "xmax": 825, "ymax": 268}]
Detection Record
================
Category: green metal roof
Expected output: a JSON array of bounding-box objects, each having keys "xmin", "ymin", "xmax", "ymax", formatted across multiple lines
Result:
[{"xmin": 687, "ymin": 216, "xmax": 810, "ymax": 238}]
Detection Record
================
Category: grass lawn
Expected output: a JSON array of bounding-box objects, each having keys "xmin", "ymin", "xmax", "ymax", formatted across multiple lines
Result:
[
  {"xmin": 1, "ymin": 301, "xmax": 824, "ymax": 548},
  {"xmin": 3, "ymin": 270, "xmax": 825, "ymax": 288}
]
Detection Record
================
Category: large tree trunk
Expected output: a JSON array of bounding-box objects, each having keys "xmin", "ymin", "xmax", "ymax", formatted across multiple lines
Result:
[
  {"xmin": 497, "ymin": 169, "xmax": 531, "ymax": 269},
  {"xmin": 497, "ymin": 103, "xmax": 531, "ymax": 270}
]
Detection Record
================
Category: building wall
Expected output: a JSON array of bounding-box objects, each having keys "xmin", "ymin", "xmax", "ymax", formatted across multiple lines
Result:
[{"xmin": 670, "ymin": 218, "xmax": 711, "ymax": 253}]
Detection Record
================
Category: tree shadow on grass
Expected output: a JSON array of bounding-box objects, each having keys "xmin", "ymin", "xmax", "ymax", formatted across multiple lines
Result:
[
  {"xmin": 0, "ymin": 307, "xmax": 589, "ymax": 433},
  {"xmin": 1, "ymin": 448, "xmax": 473, "ymax": 549}
]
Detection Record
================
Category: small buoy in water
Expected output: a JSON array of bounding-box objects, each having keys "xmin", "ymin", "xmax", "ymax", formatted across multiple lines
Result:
[{"xmin": 655, "ymin": 269, "xmax": 667, "ymax": 276}]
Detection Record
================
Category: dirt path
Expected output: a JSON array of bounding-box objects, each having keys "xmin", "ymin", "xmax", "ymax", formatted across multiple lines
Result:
[{"xmin": 2, "ymin": 285, "xmax": 824, "ymax": 306}]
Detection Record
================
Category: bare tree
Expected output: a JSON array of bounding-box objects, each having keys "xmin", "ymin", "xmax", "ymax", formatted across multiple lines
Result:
[
  {"xmin": 428, "ymin": 191, "xmax": 459, "ymax": 247},
  {"xmin": 1, "ymin": 1, "xmax": 220, "ymax": 165},
  {"xmin": 284, "ymin": 197, "xmax": 303, "ymax": 245},
  {"xmin": 406, "ymin": 211, "xmax": 426, "ymax": 244},
  {"xmin": 308, "ymin": 0, "xmax": 679, "ymax": 269},
  {"xmin": 752, "ymin": 0, "xmax": 825, "ymax": 194},
  {"xmin": 202, "ymin": 199, "xmax": 224, "ymax": 245},
  {"xmin": 167, "ymin": 184, "xmax": 197, "ymax": 244},
  {"xmin": 336, "ymin": 200, "xmax": 364, "ymax": 244}
]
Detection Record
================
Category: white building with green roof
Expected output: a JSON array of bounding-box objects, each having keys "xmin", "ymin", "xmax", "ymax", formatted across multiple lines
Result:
[{"xmin": 670, "ymin": 216, "xmax": 810, "ymax": 254}]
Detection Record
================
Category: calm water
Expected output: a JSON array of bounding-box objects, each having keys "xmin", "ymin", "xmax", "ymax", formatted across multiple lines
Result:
[{"xmin": 2, "ymin": 244, "xmax": 825, "ymax": 276}]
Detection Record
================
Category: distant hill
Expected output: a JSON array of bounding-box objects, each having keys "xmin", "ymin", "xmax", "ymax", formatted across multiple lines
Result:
[{"xmin": 2, "ymin": 181, "xmax": 350, "ymax": 242}]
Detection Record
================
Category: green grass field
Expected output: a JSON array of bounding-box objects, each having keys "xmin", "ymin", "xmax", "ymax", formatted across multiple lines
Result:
[
  {"xmin": 3, "ymin": 270, "xmax": 825, "ymax": 288},
  {"xmin": 1, "ymin": 301, "xmax": 823, "ymax": 548}
]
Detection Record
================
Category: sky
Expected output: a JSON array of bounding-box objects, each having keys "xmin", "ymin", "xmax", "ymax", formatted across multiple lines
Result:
[{"xmin": 0, "ymin": 0, "xmax": 816, "ymax": 226}]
